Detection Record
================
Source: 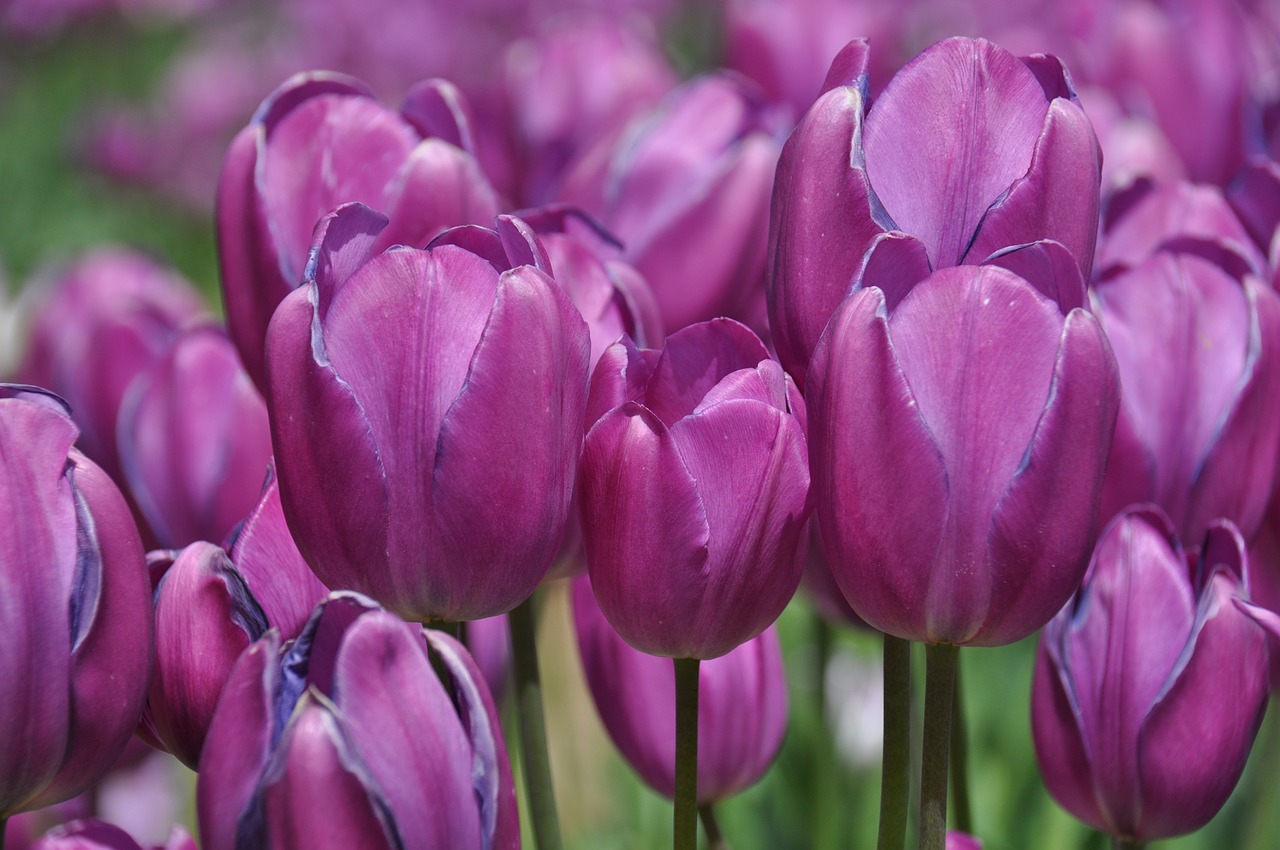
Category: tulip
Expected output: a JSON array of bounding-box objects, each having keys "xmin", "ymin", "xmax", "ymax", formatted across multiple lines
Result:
[
  {"xmin": 807, "ymin": 263, "xmax": 1118, "ymax": 646},
  {"xmin": 946, "ymin": 833, "xmax": 982, "ymax": 850},
  {"xmin": 116, "ymin": 325, "xmax": 272, "ymax": 549},
  {"xmin": 16, "ymin": 249, "xmax": 206, "ymax": 481},
  {"xmin": 558, "ymin": 73, "xmax": 783, "ymax": 332},
  {"xmin": 197, "ymin": 592, "xmax": 519, "ymax": 850},
  {"xmin": 767, "ymin": 37, "xmax": 1101, "ymax": 387},
  {"xmin": 1093, "ymin": 203, "xmax": 1280, "ymax": 545},
  {"xmin": 266, "ymin": 203, "xmax": 589, "ymax": 622},
  {"xmin": 0, "ymin": 385, "xmax": 153, "ymax": 820},
  {"xmin": 142, "ymin": 464, "xmax": 329, "ymax": 768},
  {"xmin": 218, "ymin": 72, "xmax": 501, "ymax": 390},
  {"xmin": 1033, "ymin": 508, "xmax": 1274, "ymax": 842},
  {"xmin": 579, "ymin": 318, "xmax": 810, "ymax": 659},
  {"xmin": 31, "ymin": 820, "xmax": 195, "ymax": 850},
  {"xmin": 572, "ymin": 576, "xmax": 787, "ymax": 801}
]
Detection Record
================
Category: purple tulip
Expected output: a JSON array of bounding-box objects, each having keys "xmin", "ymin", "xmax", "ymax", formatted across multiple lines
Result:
[
  {"xmin": 0, "ymin": 385, "xmax": 153, "ymax": 819},
  {"xmin": 572, "ymin": 576, "xmax": 787, "ymax": 801},
  {"xmin": 116, "ymin": 325, "xmax": 272, "ymax": 549},
  {"xmin": 1093, "ymin": 198, "xmax": 1280, "ymax": 545},
  {"xmin": 31, "ymin": 820, "xmax": 195, "ymax": 850},
  {"xmin": 1033, "ymin": 508, "xmax": 1274, "ymax": 841},
  {"xmin": 767, "ymin": 37, "xmax": 1101, "ymax": 387},
  {"xmin": 16, "ymin": 249, "xmax": 206, "ymax": 482},
  {"xmin": 807, "ymin": 264, "xmax": 1118, "ymax": 646},
  {"xmin": 946, "ymin": 833, "xmax": 982, "ymax": 850},
  {"xmin": 579, "ymin": 319, "xmax": 810, "ymax": 659},
  {"xmin": 218, "ymin": 72, "xmax": 501, "ymax": 391},
  {"xmin": 197, "ymin": 592, "xmax": 519, "ymax": 850},
  {"xmin": 266, "ymin": 204, "xmax": 589, "ymax": 622},
  {"xmin": 558, "ymin": 73, "xmax": 783, "ymax": 332},
  {"xmin": 142, "ymin": 465, "xmax": 329, "ymax": 768}
]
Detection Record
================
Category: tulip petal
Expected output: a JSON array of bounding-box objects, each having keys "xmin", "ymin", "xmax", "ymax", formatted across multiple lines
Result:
[
  {"xmin": 980, "ymin": 309, "xmax": 1118, "ymax": 646},
  {"xmin": 819, "ymin": 38, "xmax": 872, "ymax": 94},
  {"xmin": 306, "ymin": 204, "xmax": 389, "ymax": 321},
  {"xmin": 853, "ymin": 231, "xmax": 932, "ymax": 312},
  {"xmin": 585, "ymin": 337, "xmax": 656, "ymax": 431},
  {"xmin": 581, "ymin": 405, "xmax": 710, "ymax": 656},
  {"xmin": 401, "ymin": 78, "xmax": 477, "ymax": 154},
  {"xmin": 644, "ymin": 318, "xmax": 771, "ymax": 427},
  {"xmin": 374, "ymin": 140, "xmax": 500, "ymax": 253},
  {"xmin": 966, "ymin": 99, "xmax": 1101, "ymax": 279},
  {"xmin": 767, "ymin": 83, "xmax": 884, "ymax": 383},
  {"xmin": 806, "ymin": 287, "xmax": 949, "ymax": 641},
  {"xmin": 430, "ymin": 266, "xmax": 589, "ymax": 619},
  {"xmin": 1226, "ymin": 159, "xmax": 1280, "ymax": 254},
  {"xmin": 983, "ymin": 239, "xmax": 1086, "ymax": 314},
  {"xmin": 863, "ymin": 38, "xmax": 1048, "ymax": 269}
]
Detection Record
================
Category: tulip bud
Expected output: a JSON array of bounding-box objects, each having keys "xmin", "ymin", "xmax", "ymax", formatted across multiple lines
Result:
[
  {"xmin": 807, "ymin": 264, "xmax": 1118, "ymax": 646},
  {"xmin": 767, "ymin": 37, "xmax": 1101, "ymax": 387},
  {"xmin": 559, "ymin": 73, "xmax": 783, "ymax": 332},
  {"xmin": 579, "ymin": 319, "xmax": 810, "ymax": 659},
  {"xmin": 117, "ymin": 326, "xmax": 272, "ymax": 549},
  {"xmin": 1033, "ymin": 508, "xmax": 1273, "ymax": 841},
  {"xmin": 572, "ymin": 577, "xmax": 787, "ymax": 801},
  {"xmin": 266, "ymin": 204, "xmax": 589, "ymax": 622},
  {"xmin": 197, "ymin": 593, "xmax": 519, "ymax": 850},
  {"xmin": 15, "ymin": 249, "xmax": 206, "ymax": 481},
  {"xmin": 218, "ymin": 72, "xmax": 501, "ymax": 390},
  {"xmin": 32, "ymin": 820, "xmax": 195, "ymax": 850},
  {"xmin": 0, "ymin": 385, "xmax": 153, "ymax": 818}
]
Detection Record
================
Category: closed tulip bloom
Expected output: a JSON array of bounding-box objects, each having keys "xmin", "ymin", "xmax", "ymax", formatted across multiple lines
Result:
[
  {"xmin": 266, "ymin": 203, "xmax": 589, "ymax": 622},
  {"xmin": 808, "ymin": 264, "xmax": 1118, "ymax": 646},
  {"xmin": 559, "ymin": 73, "xmax": 783, "ymax": 332},
  {"xmin": 197, "ymin": 592, "xmax": 519, "ymax": 850},
  {"xmin": 572, "ymin": 576, "xmax": 787, "ymax": 801},
  {"xmin": 0, "ymin": 386, "xmax": 153, "ymax": 819},
  {"xmin": 767, "ymin": 37, "xmax": 1100, "ymax": 386},
  {"xmin": 16, "ymin": 249, "xmax": 206, "ymax": 481},
  {"xmin": 142, "ymin": 465, "xmax": 328, "ymax": 768},
  {"xmin": 579, "ymin": 319, "xmax": 810, "ymax": 659},
  {"xmin": 32, "ymin": 820, "xmax": 195, "ymax": 850},
  {"xmin": 218, "ymin": 72, "xmax": 501, "ymax": 390},
  {"xmin": 117, "ymin": 326, "xmax": 272, "ymax": 549},
  {"xmin": 1033, "ymin": 508, "xmax": 1274, "ymax": 841}
]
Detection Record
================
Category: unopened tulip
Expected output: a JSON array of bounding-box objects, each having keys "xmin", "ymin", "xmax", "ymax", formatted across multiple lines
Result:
[
  {"xmin": 267, "ymin": 204, "xmax": 589, "ymax": 621},
  {"xmin": 197, "ymin": 592, "xmax": 519, "ymax": 850},
  {"xmin": 218, "ymin": 72, "xmax": 501, "ymax": 390},
  {"xmin": 1033, "ymin": 508, "xmax": 1274, "ymax": 841},
  {"xmin": 579, "ymin": 319, "xmax": 810, "ymax": 659},
  {"xmin": 559, "ymin": 73, "xmax": 783, "ymax": 332},
  {"xmin": 0, "ymin": 385, "xmax": 153, "ymax": 819},
  {"xmin": 572, "ymin": 576, "xmax": 786, "ymax": 801},
  {"xmin": 32, "ymin": 820, "xmax": 195, "ymax": 850},
  {"xmin": 768, "ymin": 37, "xmax": 1100, "ymax": 386},
  {"xmin": 808, "ymin": 264, "xmax": 1117, "ymax": 645},
  {"xmin": 116, "ymin": 325, "xmax": 272, "ymax": 549},
  {"xmin": 16, "ymin": 249, "xmax": 206, "ymax": 480},
  {"xmin": 142, "ymin": 465, "xmax": 328, "ymax": 767}
]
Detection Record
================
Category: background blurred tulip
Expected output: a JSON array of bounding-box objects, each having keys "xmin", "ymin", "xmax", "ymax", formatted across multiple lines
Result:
[
  {"xmin": 808, "ymin": 264, "xmax": 1117, "ymax": 645},
  {"xmin": 0, "ymin": 385, "xmax": 153, "ymax": 819},
  {"xmin": 15, "ymin": 249, "xmax": 206, "ymax": 483},
  {"xmin": 197, "ymin": 592, "xmax": 519, "ymax": 850},
  {"xmin": 767, "ymin": 36, "xmax": 1101, "ymax": 386},
  {"xmin": 116, "ymin": 325, "xmax": 271, "ymax": 549},
  {"xmin": 266, "ymin": 204, "xmax": 589, "ymax": 622},
  {"xmin": 218, "ymin": 72, "xmax": 501, "ymax": 390},
  {"xmin": 579, "ymin": 318, "xmax": 810, "ymax": 659},
  {"xmin": 572, "ymin": 576, "xmax": 788, "ymax": 802},
  {"xmin": 1033, "ymin": 508, "xmax": 1274, "ymax": 842},
  {"xmin": 31, "ymin": 820, "xmax": 195, "ymax": 850}
]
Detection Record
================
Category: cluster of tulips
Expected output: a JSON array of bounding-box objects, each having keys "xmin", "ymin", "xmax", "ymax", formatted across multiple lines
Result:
[{"xmin": 6, "ymin": 0, "xmax": 1280, "ymax": 848}]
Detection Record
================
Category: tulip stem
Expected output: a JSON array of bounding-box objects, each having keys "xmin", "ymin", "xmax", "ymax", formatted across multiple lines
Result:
[
  {"xmin": 877, "ymin": 634, "xmax": 911, "ymax": 850},
  {"xmin": 674, "ymin": 656, "xmax": 701, "ymax": 850},
  {"xmin": 1112, "ymin": 839, "xmax": 1145, "ymax": 850},
  {"xmin": 509, "ymin": 595, "xmax": 563, "ymax": 850},
  {"xmin": 920, "ymin": 643, "xmax": 959, "ymax": 850},
  {"xmin": 699, "ymin": 804, "xmax": 731, "ymax": 850},
  {"xmin": 950, "ymin": 650, "xmax": 972, "ymax": 835}
]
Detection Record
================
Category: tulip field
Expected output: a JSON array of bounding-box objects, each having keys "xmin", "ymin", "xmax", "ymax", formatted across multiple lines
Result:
[{"xmin": 4, "ymin": 2, "xmax": 1280, "ymax": 849}]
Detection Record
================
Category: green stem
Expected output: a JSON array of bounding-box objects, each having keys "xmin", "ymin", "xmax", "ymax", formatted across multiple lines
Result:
[
  {"xmin": 1, "ymin": 816, "xmax": 8, "ymax": 850},
  {"xmin": 878, "ymin": 634, "xmax": 912, "ymax": 850},
  {"xmin": 699, "ymin": 804, "xmax": 731, "ymax": 850},
  {"xmin": 919, "ymin": 643, "xmax": 959, "ymax": 850},
  {"xmin": 675, "ymin": 657, "xmax": 701, "ymax": 850},
  {"xmin": 950, "ymin": 650, "xmax": 972, "ymax": 835},
  {"xmin": 509, "ymin": 595, "xmax": 563, "ymax": 850},
  {"xmin": 1112, "ymin": 838, "xmax": 1145, "ymax": 850}
]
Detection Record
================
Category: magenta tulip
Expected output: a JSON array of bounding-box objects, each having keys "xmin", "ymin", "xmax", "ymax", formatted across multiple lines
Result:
[{"xmin": 31, "ymin": 820, "xmax": 195, "ymax": 850}]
